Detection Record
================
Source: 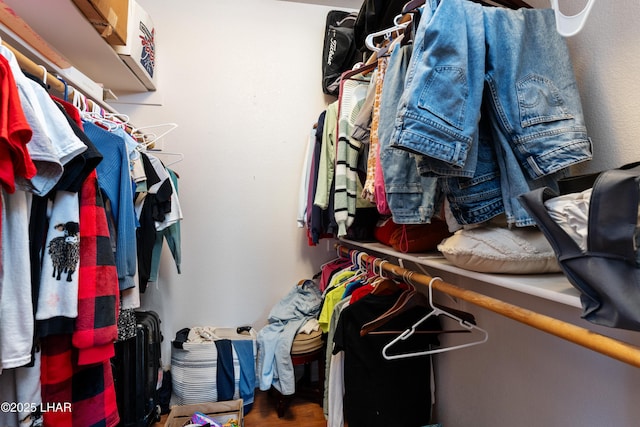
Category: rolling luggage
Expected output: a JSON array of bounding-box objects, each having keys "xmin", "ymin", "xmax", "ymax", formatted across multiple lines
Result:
[{"xmin": 112, "ymin": 310, "xmax": 163, "ymax": 427}]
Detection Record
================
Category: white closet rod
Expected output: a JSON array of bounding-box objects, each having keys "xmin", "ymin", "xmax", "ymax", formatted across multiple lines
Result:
[{"xmin": 337, "ymin": 245, "xmax": 640, "ymax": 369}]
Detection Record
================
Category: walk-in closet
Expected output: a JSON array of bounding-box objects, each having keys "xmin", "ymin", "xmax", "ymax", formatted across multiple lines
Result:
[{"xmin": 1, "ymin": 0, "xmax": 639, "ymax": 426}]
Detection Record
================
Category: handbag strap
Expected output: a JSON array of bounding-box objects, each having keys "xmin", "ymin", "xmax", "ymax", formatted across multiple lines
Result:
[
  {"xmin": 556, "ymin": 161, "xmax": 640, "ymax": 195},
  {"xmin": 518, "ymin": 187, "xmax": 583, "ymax": 260},
  {"xmin": 587, "ymin": 168, "xmax": 639, "ymax": 262}
]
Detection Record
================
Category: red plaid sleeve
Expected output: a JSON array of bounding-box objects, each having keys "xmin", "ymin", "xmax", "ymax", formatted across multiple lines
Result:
[
  {"xmin": 73, "ymin": 170, "xmax": 120, "ymax": 365},
  {"xmin": 41, "ymin": 334, "xmax": 120, "ymax": 427}
]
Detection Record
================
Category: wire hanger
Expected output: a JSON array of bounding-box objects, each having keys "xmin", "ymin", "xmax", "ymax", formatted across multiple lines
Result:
[
  {"xmin": 381, "ymin": 277, "xmax": 488, "ymax": 360},
  {"xmin": 361, "ymin": 265, "xmax": 476, "ymax": 336},
  {"xmin": 549, "ymin": 0, "xmax": 596, "ymax": 37},
  {"xmin": 73, "ymin": 89, "xmax": 124, "ymax": 131},
  {"xmin": 145, "ymin": 150, "xmax": 185, "ymax": 167},
  {"xmin": 132, "ymin": 122, "xmax": 179, "ymax": 150}
]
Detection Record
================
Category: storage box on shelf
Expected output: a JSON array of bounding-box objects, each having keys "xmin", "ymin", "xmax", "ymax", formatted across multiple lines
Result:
[
  {"xmin": 71, "ymin": 0, "xmax": 129, "ymax": 46},
  {"xmin": 1, "ymin": 0, "xmax": 152, "ymax": 96},
  {"xmin": 113, "ymin": 0, "xmax": 156, "ymax": 90}
]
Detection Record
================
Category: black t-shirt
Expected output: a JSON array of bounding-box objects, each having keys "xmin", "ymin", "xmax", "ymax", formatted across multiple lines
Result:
[{"xmin": 333, "ymin": 291, "xmax": 441, "ymax": 427}]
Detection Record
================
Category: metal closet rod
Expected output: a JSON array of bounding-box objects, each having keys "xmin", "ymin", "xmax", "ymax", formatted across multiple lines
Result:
[{"xmin": 336, "ymin": 245, "xmax": 640, "ymax": 368}]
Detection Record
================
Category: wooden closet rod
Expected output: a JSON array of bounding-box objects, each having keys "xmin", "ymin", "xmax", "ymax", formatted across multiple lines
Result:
[
  {"xmin": 2, "ymin": 40, "xmax": 67, "ymax": 94},
  {"xmin": 337, "ymin": 245, "xmax": 640, "ymax": 368},
  {"xmin": 1, "ymin": 40, "xmax": 102, "ymax": 111}
]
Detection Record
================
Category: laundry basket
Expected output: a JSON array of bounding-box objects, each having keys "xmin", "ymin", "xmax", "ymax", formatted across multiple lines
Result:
[{"xmin": 170, "ymin": 326, "xmax": 257, "ymax": 410}]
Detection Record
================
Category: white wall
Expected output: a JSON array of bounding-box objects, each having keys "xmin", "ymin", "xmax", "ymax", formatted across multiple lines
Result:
[
  {"xmin": 112, "ymin": 0, "xmax": 640, "ymax": 425},
  {"xmin": 429, "ymin": 271, "xmax": 640, "ymax": 426},
  {"xmin": 113, "ymin": 0, "xmax": 352, "ymax": 360}
]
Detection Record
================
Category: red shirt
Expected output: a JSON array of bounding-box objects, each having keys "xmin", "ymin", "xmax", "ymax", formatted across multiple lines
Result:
[{"xmin": 0, "ymin": 55, "xmax": 34, "ymax": 193}]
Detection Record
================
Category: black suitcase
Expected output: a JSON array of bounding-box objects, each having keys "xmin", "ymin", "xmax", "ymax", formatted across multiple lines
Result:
[{"xmin": 112, "ymin": 310, "xmax": 163, "ymax": 427}]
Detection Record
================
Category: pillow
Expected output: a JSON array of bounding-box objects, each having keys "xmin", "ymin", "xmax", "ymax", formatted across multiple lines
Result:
[{"xmin": 437, "ymin": 226, "xmax": 561, "ymax": 274}]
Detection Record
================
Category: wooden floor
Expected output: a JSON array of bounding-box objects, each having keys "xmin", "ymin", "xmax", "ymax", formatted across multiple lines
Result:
[
  {"xmin": 244, "ymin": 389, "xmax": 328, "ymax": 426},
  {"xmin": 154, "ymin": 389, "xmax": 329, "ymax": 427}
]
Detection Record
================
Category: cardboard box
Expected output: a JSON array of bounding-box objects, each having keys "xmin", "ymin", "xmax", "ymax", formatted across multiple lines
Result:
[
  {"xmin": 72, "ymin": 0, "xmax": 129, "ymax": 46},
  {"xmin": 164, "ymin": 400, "xmax": 244, "ymax": 427},
  {"xmin": 113, "ymin": 0, "xmax": 156, "ymax": 90}
]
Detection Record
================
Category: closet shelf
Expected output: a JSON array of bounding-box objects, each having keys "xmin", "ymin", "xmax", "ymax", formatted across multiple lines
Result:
[
  {"xmin": 279, "ymin": 0, "xmax": 362, "ymax": 9},
  {"xmin": 339, "ymin": 239, "xmax": 581, "ymax": 308},
  {"xmin": 0, "ymin": 0, "xmax": 149, "ymax": 98}
]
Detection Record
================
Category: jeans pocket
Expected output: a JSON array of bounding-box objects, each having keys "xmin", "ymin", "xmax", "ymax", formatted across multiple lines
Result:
[
  {"xmin": 516, "ymin": 74, "xmax": 574, "ymax": 127},
  {"xmin": 418, "ymin": 66, "xmax": 468, "ymax": 131}
]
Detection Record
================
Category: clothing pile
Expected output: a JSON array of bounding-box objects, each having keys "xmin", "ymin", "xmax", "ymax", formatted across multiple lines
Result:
[{"xmin": 256, "ymin": 279, "xmax": 323, "ymax": 396}]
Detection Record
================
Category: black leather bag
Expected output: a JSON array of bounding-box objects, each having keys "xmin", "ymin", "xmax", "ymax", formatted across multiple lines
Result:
[{"xmin": 519, "ymin": 166, "xmax": 640, "ymax": 331}]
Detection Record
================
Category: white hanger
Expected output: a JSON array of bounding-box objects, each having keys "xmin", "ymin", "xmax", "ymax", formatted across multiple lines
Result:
[
  {"xmin": 145, "ymin": 150, "xmax": 184, "ymax": 167},
  {"xmin": 133, "ymin": 122, "xmax": 178, "ymax": 149},
  {"xmin": 72, "ymin": 88, "xmax": 86, "ymax": 112},
  {"xmin": 549, "ymin": 0, "xmax": 596, "ymax": 37},
  {"xmin": 381, "ymin": 277, "xmax": 488, "ymax": 360},
  {"xmin": 38, "ymin": 65, "xmax": 48, "ymax": 86},
  {"xmin": 365, "ymin": 15, "xmax": 409, "ymax": 52}
]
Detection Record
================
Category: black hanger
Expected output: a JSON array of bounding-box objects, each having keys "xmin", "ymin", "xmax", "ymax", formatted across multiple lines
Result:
[
  {"xmin": 403, "ymin": 0, "xmax": 531, "ymax": 12},
  {"xmin": 402, "ymin": 0, "xmax": 425, "ymax": 14},
  {"xmin": 471, "ymin": 0, "xmax": 532, "ymax": 9}
]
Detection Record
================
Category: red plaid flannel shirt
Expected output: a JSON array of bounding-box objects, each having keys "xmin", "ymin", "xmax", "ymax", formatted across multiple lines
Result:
[{"xmin": 73, "ymin": 169, "xmax": 120, "ymax": 364}]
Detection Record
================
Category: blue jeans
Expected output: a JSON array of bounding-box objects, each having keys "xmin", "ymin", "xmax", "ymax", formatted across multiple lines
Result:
[
  {"xmin": 379, "ymin": 42, "xmax": 439, "ymax": 224},
  {"xmin": 393, "ymin": 0, "xmax": 591, "ymax": 226},
  {"xmin": 392, "ymin": 0, "xmax": 485, "ymax": 177},
  {"xmin": 483, "ymin": 6, "xmax": 590, "ymax": 225},
  {"xmin": 439, "ymin": 112, "xmax": 504, "ymax": 225},
  {"xmin": 256, "ymin": 281, "xmax": 322, "ymax": 395}
]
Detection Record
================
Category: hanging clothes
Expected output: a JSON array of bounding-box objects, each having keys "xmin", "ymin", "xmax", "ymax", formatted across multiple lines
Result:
[
  {"xmin": 298, "ymin": 122, "xmax": 317, "ymax": 230},
  {"xmin": 307, "ymin": 111, "xmax": 337, "ymax": 245},
  {"xmin": 0, "ymin": 188, "xmax": 33, "ymax": 372},
  {"xmin": 360, "ymin": 59, "xmax": 384, "ymax": 206},
  {"xmin": 334, "ymin": 68, "xmax": 375, "ymax": 237},
  {"xmin": 40, "ymin": 334, "xmax": 119, "ymax": 427},
  {"xmin": 391, "ymin": 1, "xmax": 591, "ymax": 227},
  {"xmin": 332, "ymin": 290, "xmax": 440, "ymax": 427},
  {"xmin": 378, "ymin": 38, "xmax": 440, "ymax": 224},
  {"xmin": 0, "ymin": 56, "xmax": 38, "ymax": 195},
  {"xmin": 36, "ymin": 190, "xmax": 81, "ymax": 330},
  {"xmin": 0, "ymin": 43, "xmax": 124, "ymax": 427},
  {"xmin": 82, "ymin": 120, "xmax": 138, "ymax": 291},
  {"xmin": 135, "ymin": 151, "xmax": 174, "ymax": 292},
  {"xmin": 148, "ymin": 167, "xmax": 183, "ymax": 282},
  {"xmin": 73, "ymin": 170, "xmax": 119, "ymax": 365}
]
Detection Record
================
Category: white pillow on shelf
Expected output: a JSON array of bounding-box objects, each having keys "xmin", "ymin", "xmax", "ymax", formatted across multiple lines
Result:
[{"xmin": 437, "ymin": 226, "xmax": 561, "ymax": 274}]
